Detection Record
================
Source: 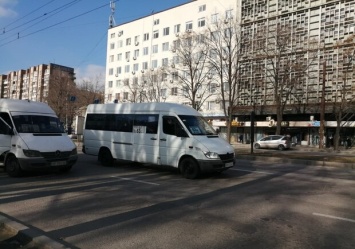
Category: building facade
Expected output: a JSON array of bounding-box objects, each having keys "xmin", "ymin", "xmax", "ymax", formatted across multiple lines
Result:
[{"xmin": 106, "ymin": 0, "xmax": 355, "ymax": 145}]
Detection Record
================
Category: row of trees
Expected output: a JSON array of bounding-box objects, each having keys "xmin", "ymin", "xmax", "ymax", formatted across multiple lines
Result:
[
  {"xmin": 44, "ymin": 73, "xmax": 104, "ymax": 133},
  {"xmin": 151, "ymin": 17, "xmax": 354, "ymax": 148}
]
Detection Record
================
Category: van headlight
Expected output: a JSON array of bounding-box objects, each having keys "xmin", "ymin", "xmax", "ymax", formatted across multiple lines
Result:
[
  {"xmin": 203, "ymin": 151, "xmax": 219, "ymax": 159},
  {"xmin": 23, "ymin": 149, "xmax": 41, "ymax": 157}
]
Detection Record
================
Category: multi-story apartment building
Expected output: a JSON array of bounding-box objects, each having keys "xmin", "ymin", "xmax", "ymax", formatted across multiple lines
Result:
[
  {"xmin": 0, "ymin": 63, "xmax": 76, "ymax": 129},
  {"xmin": 106, "ymin": 0, "xmax": 355, "ymax": 145},
  {"xmin": 105, "ymin": 0, "xmax": 238, "ymax": 113},
  {"xmin": 0, "ymin": 63, "xmax": 75, "ymax": 101}
]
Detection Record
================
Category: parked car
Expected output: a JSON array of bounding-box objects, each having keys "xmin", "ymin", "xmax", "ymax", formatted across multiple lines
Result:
[{"xmin": 254, "ymin": 135, "xmax": 291, "ymax": 150}]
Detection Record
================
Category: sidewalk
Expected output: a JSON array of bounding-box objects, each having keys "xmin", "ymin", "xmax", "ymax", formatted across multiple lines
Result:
[{"xmin": 232, "ymin": 142, "xmax": 355, "ymax": 168}]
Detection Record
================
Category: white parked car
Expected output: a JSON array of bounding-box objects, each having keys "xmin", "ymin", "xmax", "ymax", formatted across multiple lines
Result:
[{"xmin": 254, "ymin": 135, "xmax": 291, "ymax": 151}]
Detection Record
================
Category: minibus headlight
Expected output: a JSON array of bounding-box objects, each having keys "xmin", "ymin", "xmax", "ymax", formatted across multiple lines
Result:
[
  {"xmin": 23, "ymin": 149, "xmax": 41, "ymax": 157},
  {"xmin": 203, "ymin": 151, "xmax": 220, "ymax": 159},
  {"xmin": 71, "ymin": 148, "xmax": 77, "ymax": 155}
]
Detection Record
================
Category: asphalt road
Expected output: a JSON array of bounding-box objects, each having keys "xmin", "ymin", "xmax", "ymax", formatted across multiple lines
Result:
[{"xmin": 1, "ymin": 153, "xmax": 355, "ymax": 249}]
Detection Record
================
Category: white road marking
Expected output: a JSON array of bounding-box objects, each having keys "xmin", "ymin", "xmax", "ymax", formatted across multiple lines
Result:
[
  {"xmin": 231, "ymin": 168, "xmax": 274, "ymax": 175},
  {"xmin": 313, "ymin": 212, "xmax": 355, "ymax": 223},
  {"xmin": 110, "ymin": 176, "xmax": 160, "ymax": 186}
]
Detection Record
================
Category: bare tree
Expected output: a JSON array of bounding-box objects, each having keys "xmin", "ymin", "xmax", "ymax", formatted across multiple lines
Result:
[
  {"xmin": 251, "ymin": 21, "xmax": 319, "ymax": 134},
  {"xmin": 332, "ymin": 34, "xmax": 355, "ymax": 150},
  {"xmin": 77, "ymin": 74, "xmax": 105, "ymax": 105},
  {"xmin": 205, "ymin": 17, "xmax": 243, "ymax": 143},
  {"xmin": 167, "ymin": 30, "xmax": 214, "ymax": 111},
  {"xmin": 127, "ymin": 69, "xmax": 167, "ymax": 103},
  {"xmin": 44, "ymin": 70, "xmax": 77, "ymax": 130}
]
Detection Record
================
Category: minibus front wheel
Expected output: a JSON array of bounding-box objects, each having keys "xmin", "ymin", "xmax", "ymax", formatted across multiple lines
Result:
[
  {"xmin": 179, "ymin": 157, "xmax": 200, "ymax": 179},
  {"xmin": 98, "ymin": 148, "xmax": 114, "ymax": 167},
  {"xmin": 5, "ymin": 155, "xmax": 22, "ymax": 177}
]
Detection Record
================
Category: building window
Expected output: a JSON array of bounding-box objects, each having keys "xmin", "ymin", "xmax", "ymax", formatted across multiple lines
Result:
[
  {"xmin": 109, "ymin": 55, "xmax": 114, "ymax": 62},
  {"xmin": 126, "ymin": 38, "xmax": 131, "ymax": 45},
  {"xmin": 211, "ymin": 13, "xmax": 219, "ymax": 23},
  {"xmin": 108, "ymin": 81, "xmax": 113, "ymax": 88},
  {"xmin": 143, "ymin": 47, "xmax": 149, "ymax": 55},
  {"xmin": 125, "ymin": 65, "xmax": 130, "ymax": 73},
  {"xmin": 116, "ymin": 80, "xmax": 121, "ymax": 87},
  {"xmin": 163, "ymin": 27, "xmax": 170, "ymax": 36},
  {"xmin": 152, "ymin": 44, "xmax": 158, "ymax": 53},
  {"xmin": 110, "ymin": 43, "xmax": 115, "ymax": 49},
  {"xmin": 199, "ymin": 4, "xmax": 206, "ymax": 12},
  {"xmin": 153, "ymin": 30, "xmax": 159, "ymax": 39},
  {"xmin": 161, "ymin": 88, "xmax": 167, "ymax": 98},
  {"xmin": 109, "ymin": 68, "xmax": 114, "ymax": 75},
  {"xmin": 125, "ymin": 51, "xmax": 130, "ymax": 61},
  {"xmin": 115, "ymin": 93, "xmax": 120, "ymax": 100},
  {"xmin": 123, "ymin": 92, "xmax": 129, "ymax": 100},
  {"xmin": 142, "ymin": 62, "xmax": 148, "ymax": 70},
  {"xmin": 185, "ymin": 21, "xmax": 193, "ymax": 30},
  {"xmin": 174, "ymin": 24, "xmax": 181, "ymax": 33},
  {"xmin": 117, "ymin": 53, "xmax": 122, "ymax": 61},
  {"xmin": 110, "ymin": 33, "xmax": 115, "ymax": 38},
  {"xmin": 143, "ymin": 33, "xmax": 149, "ymax": 41},
  {"xmin": 133, "ymin": 63, "xmax": 139, "ymax": 72},
  {"xmin": 116, "ymin": 67, "xmax": 121, "ymax": 75},
  {"xmin": 162, "ymin": 42, "xmax": 169, "ymax": 51},
  {"xmin": 162, "ymin": 58, "xmax": 168, "ymax": 66},
  {"xmin": 226, "ymin": 9, "xmax": 233, "ymax": 19},
  {"xmin": 134, "ymin": 35, "xmax": 140, "ymax": 45},
  {"xmin": 171, "ymin": 87, "xmax": 178, "ymax": 96},
  {"xmin": 124, "ymin": 79, "xmax": 129, "ymax": 86},
  {"xmin": 134, "ymin": 49, "xmax": 139, "ymax": 58},
  {"xmin": 152, "ymin": 60, "xmax": 158, "ymax": 68},
  {"xmin": 154, "ymin": 19, "xmax": 159, "ymax": 25},
  {"xmin": 117, "ymin": 40, "xmax": 123, "ymax": 48},
  {"xmin": 198, "ymin": 18, "xmax": 205, "ymax": 27},
  {"xmin": 108, "ymin": 94, "xmax": 112, "ymax": 102}
]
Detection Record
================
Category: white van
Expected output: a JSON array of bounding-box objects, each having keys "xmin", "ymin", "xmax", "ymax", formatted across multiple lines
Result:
[
  {"xmin": 83, "ymin": 103, "xmax": 235, "ymax": 179},
  {"xmin": 0, "ymin": 99, "xmax": 78, "ymax": 177}
]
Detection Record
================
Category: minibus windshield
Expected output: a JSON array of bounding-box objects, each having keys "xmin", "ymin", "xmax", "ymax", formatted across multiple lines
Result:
[
  {"xmin": 178, "ymin": 115, "xmax": 217, "ymax": 136},
  {"xmin": 12, "ymin": 115, "xmax": 65, "ymax": 133}
]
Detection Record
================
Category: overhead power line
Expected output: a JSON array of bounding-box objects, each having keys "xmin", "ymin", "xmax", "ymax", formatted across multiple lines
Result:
[{"xmin": 0, "ymin": 1, "xmax": 117, "ymax": 48}]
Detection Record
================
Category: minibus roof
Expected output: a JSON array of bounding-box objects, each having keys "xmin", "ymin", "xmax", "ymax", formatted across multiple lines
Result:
[
  {"xmin": 0, "ymin": 99, "xmax": 55, "ymax": 114},
  {"xmin": 86, "ymin": 102, "xmax": 201, "ymax": 116}
]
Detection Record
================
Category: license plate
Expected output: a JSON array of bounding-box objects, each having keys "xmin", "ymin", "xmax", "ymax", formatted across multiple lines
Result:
[
  {"xmin": 225, "ymin": 162, "xmax": 234, "ymax": 167},
  {"xmin": 51, "ymin": 161, "xmax": 67, "ymax": 166}
]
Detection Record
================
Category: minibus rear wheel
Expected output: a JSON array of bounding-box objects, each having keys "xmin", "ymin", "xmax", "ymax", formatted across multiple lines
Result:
[
  {"xmin": 99, "ymin": 148, "xmax": 114, "ymax": 166},
  {"xmin": 179, "ymin": 157, "xmax": 200, "ymax": 179},
  {"xmin": 5, "ymin": 155, "xmax": 22, "ymax": 177}
]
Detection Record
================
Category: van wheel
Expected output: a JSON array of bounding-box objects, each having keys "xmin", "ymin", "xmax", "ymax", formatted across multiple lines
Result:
[
  {"xmin": 254, "ymin": 143, "xmax": 260, "ymax": 149},
  {"xmin": 99, "ymin": 148, "xmax": 114, "ymax": 166},
  {"xmin": 179, "ymin": 157, "xmax": 200, "ymax": 179},
  {"xmin": 278, "ymin": 145, "xmax": 285, "ymax": 151},
  {"xmin": 5, "ymin": 155, "xmax": 22, "ymax": 177}
]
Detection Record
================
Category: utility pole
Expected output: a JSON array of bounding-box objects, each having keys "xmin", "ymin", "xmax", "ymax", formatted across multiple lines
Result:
[
  {"xmin": 319, "ymin": 60, "xmax": 326, "ymax": 149},
  {"xmin": 109, "ymin": 0, "xmax": 116, "ymax": 28}
]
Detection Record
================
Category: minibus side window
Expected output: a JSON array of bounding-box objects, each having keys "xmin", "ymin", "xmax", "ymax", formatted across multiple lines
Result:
[
  {"xmin": 163, "ymin": 116, "xmax": 187, "ymax": 137},
  {"xmin": 0, "ymin": 113, "xmax": 13, "ymax": 135}
]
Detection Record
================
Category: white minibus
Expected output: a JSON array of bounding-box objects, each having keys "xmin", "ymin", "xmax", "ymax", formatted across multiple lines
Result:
[
  {"xmin": 83, "ymin": 103, "xmax": 235, "ymax": 179},
  {"xmin": 0, "ymin": 99, "xmax": 78, "ymax": 176}
]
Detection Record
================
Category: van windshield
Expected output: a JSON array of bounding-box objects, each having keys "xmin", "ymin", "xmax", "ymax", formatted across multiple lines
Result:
[
  {"xmin": 12, "ymin": 115, "xmax": 65, "ymax": 134},
  {"xmin": 178, "ymin": 115, "xmax": 217, "ymax": 136}
]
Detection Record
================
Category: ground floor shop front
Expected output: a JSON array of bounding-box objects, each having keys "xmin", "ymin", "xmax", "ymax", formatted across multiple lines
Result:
[{"xmin": 213, "ymin": 120, "xmax": 355, "ymax": 148}]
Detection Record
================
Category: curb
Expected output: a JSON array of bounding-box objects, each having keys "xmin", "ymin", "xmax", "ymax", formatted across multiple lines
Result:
[
  {"xmin": 236, "ymin": 154, "xmax": 355, "ymax": 169},
  {"xmin": 0, "ymin": 213, "xmax": 75, "ymax": 249}
]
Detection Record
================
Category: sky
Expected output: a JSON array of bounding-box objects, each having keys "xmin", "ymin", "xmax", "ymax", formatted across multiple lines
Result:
[{"xmin": 0, "ymin": 0, "xmax": 189, "ymax": 83}]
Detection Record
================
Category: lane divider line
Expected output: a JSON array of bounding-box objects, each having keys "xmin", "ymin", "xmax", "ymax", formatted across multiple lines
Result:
[
  {"xmin": 110, "ymin": 176, "xmax": 160, "ymax": 186},
  {"xmin": 313, "ymin": 212, "xmax": 355, "ymax": 223}
]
